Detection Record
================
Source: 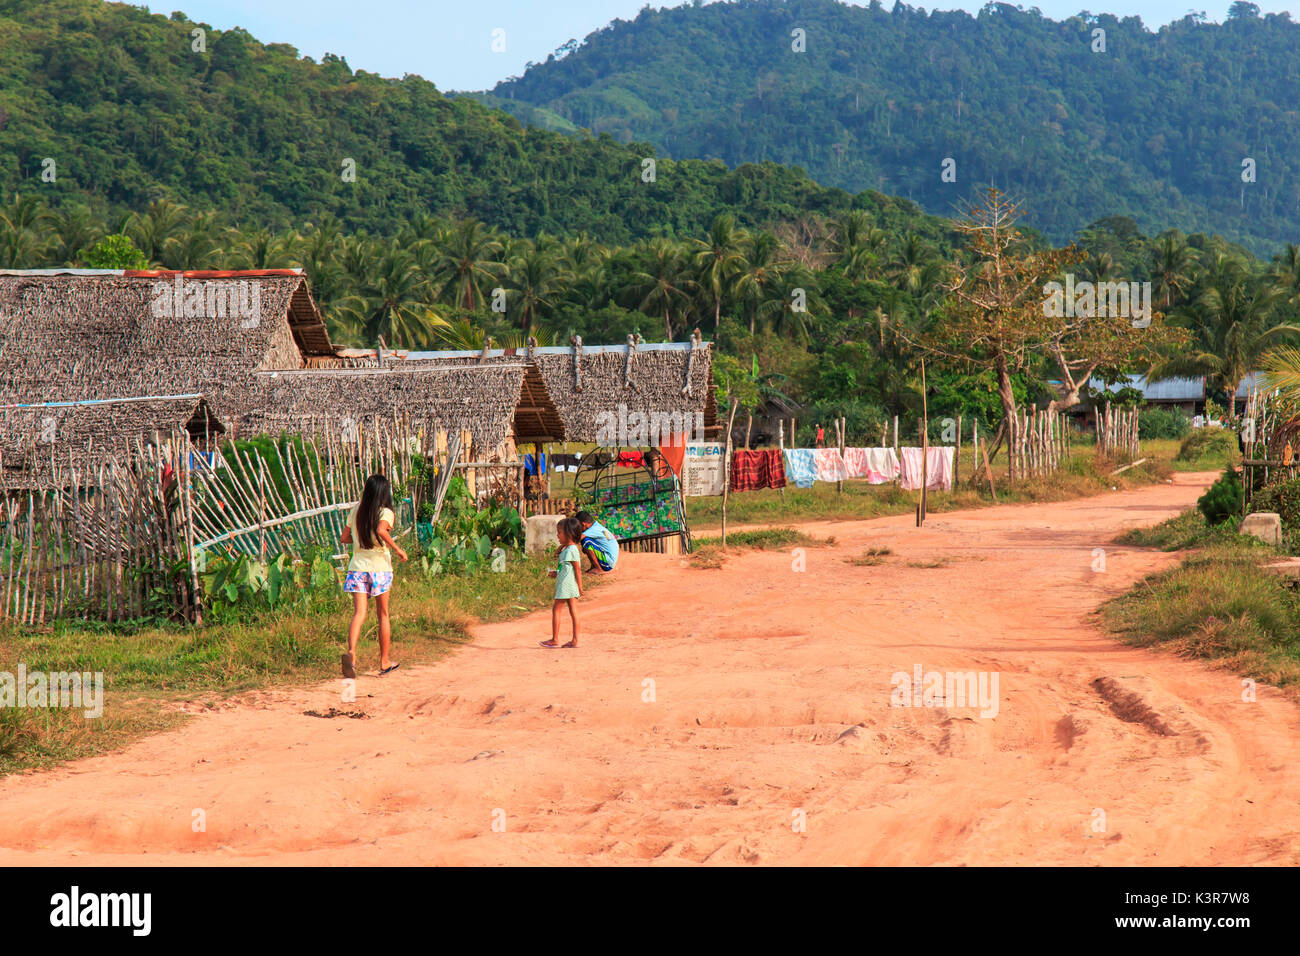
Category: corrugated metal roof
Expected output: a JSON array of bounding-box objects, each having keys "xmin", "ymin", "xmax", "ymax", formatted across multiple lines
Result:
[{"xmin": 1089, "ymin": 374, "xmax": 1203, "ymax": 401}]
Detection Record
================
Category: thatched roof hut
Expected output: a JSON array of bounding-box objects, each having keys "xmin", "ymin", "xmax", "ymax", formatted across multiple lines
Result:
[
  {"xmin": 0, "ymin": 394, "xmax": 224, "ymax": 489},
  {"xmin": 0, "ymin": 269, "xmax": 332, "ymax": 423},
  {"xmin": 400, "ymin": 336, "xmax": 717, "ymax": 444},
  {"xmin": 244, "ymin": 362, "xmax": 562, "ymax": 451}
]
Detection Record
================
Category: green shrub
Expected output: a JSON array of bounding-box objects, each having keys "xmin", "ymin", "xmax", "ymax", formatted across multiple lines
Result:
[
  {"xmin": 1177, "ymin": 426, "xmax": 1239, "ymax": 463},
  {"xmin": 1249, "ymin": 477, "xmax": 1300, "ymax": 528},
  {"xmin": 1197, "ymin": 465, "xmax": 1244, "ymax": 525},
  {"xmin": 1139, "ymin": 407, "xmax": 1192, "ymax": 440}
]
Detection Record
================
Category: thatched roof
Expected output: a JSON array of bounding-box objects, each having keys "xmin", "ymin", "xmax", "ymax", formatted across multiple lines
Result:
[
  {"xmin": 0, "ymin": 394, "xmax": 224, "ymax": 490},
  {"xmin": 244, "ymin": 362, "xmax": 556, "ymax": 451},
  {"xmin": 401, "ymin": 337, "xmax": 716, "ymax": 444},
  {"xmin": 0, "ymin": 270, "xmax": 331, "ymax": 425}
]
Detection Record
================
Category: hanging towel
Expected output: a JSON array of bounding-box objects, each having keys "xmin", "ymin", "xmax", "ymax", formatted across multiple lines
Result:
[
  {"xmin": 841, "ymin": 447, "xmax": 870, "ymax": 479},
  {"xmin": 813, "ymin": 447, "xmax": 848, "ymax": 482},
  {"xmin": 730, "ymin": 448, "xmax": 787, "ymax": 492},
  {"xmin": 863, "ymin": 447, "xmax": 900, "ymax": 484},
  {"xmin": 616, "ymin": 451, "xmax": 645, "ymax": 468},
  {"xmin": 899, "ymin": 446, "xmax": 955, "ymax": 491},
  {"xmin": 782, "ymin": 448, "xmax": 817, "ymax": 489}
]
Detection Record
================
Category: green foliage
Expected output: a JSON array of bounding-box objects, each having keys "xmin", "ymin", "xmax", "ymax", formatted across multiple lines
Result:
[
  {"xmin": 413, "ymin": 477, "xmax": 523, "ymax": 577},
  {"xmin": 1177, "ymin": 427, "xmax": 1239, "ymax": 464},
  {"xmin": 1197, "ymin": 466, "xmax": 1244, "ymax": 525},
  {"xmin": 1117, "ymin": 508, "xmax": 1243, "ymax": 550},
  {"xmin": 1249, "ymin": 478, "xmax": 1300, "ymax": 529},
  {"xmin": 199, "ymin": 546, "xmax": 340, "ymax": 621},
  {"xmin": 218, "ymin": 435, "xmax": 322, "ymax": 511},
  {"xmin": 490, "ymin": 0, "xmax": 1300, "ymax": 253},
  {"xmin": 1138, "ymin": 407, "xmax": 1192, "ymax": 440},
  {"xmin": 82, "ymin": 233, "xmax": 147, "ymax": 269}
]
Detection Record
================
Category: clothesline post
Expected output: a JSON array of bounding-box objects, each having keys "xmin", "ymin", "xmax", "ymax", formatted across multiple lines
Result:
[
  {"xmin": 919, "ymin": 359, "xmax": 929, "ymax": 526},
  {"xmin": 836, "ymin": 417, "xmax": 845, "ymax": 496},
  {"xmin": 722, "ymin": 399, "xmax": 740, "ymax": 547},
  {"xmin": 778, "ymin": 420, "xmax": 786, "ymax": 502},
  {"xmin": 954, "ymin": 415, "xmax": 962, "ymax": 488},
  {"xmin": 893, "ymin": 415, "xmax": 899, "ymax": 454},
  {"xmin": 972, "ymin": 420, "xmax": 979, "ymax": 489}
]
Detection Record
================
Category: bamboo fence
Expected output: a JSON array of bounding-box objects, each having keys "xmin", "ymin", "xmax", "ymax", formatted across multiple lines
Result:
[
  {"xmin": 1095, "ymin": 403, "xmax": 1140, "ymax": 460},
  {"xmin": 0, "ymin": 416, "xmax": 517, "ymax": 626},
  {"xmin": 1003, "ymin": 407, "xmax": 1073, "ymax": 482}
]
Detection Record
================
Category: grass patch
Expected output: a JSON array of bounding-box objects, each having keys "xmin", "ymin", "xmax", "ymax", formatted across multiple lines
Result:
[
  {"xmin": 1100, "ymin": 544, "xmax": 1300, "ymax": 691},
  {"xmin": 848, "ymin": 547, "xmax": 894, "ymax": 566},
  {"xmin": 1116, "ymin": 508, "xmax": 1248, "ymax": 551},
  {"xmin": 0, "ymin": 553, "xmax": 562, "ymax": 775},
  {"xmin": 906, "ymin": 558, "xmax": 950, "ymax": 569}
]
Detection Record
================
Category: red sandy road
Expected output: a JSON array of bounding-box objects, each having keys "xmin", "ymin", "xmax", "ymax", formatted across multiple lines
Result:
[{"xmin": 0, "ymin": 471, "xmax": 1297, "ymax": 866}]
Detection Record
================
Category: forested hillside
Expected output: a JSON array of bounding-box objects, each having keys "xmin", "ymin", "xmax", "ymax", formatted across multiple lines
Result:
[
  {"xmin": 481, "ymin": 0, "xmax": 1300, "ymax": 254},
  {"xmin": 0, "ymin": 0, "xmax": 936, "ymax": 243}
]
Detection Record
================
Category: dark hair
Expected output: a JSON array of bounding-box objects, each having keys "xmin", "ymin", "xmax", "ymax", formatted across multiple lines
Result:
[
  {"xmin": 560, "ymin": 516, "xmax": 583, "ymax": 545},
  {"xmin": 357, "ymin": 474, "xmax": 394, "ymax": 550},
  {"xmin": 574, "ymin": 510, "xmax": 594, "ymax": 526}
]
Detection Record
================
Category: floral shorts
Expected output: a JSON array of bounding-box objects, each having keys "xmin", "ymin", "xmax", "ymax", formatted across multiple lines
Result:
[{"xmin": 344, "ymin": 571, "xmax": 393, "ymax": 597}]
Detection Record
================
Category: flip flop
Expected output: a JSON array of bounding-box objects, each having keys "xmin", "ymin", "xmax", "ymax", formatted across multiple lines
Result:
[
  {"xmin": 379, "ymin": 663, "xmax": 400, "ymax": 676},
  {"xmin": 341, "ymin": 653, "xmax": 356, "ymax": 679},
  {"xmin": 539, "ymin": 640, "xmax": 560, "ymax": 648},
  {"xmin": 562, "ymin": 641, "xmax": 577, "ymax": 648}
]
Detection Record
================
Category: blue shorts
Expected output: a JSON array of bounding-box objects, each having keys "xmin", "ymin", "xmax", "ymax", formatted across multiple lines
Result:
[
  {"xmin": 581, "ymin": 540, "xmax": 616, "ymax": 572},
  {"xmin": 344, "ymin": 571, "xmax": 393, "ymax": 597}
]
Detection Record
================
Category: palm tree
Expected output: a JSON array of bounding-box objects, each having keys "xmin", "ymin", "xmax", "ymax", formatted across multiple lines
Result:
[
  {"xmin": 693, "ymin": 213, "xmax": 746, "ymax": 332},
  {"xmin": 363, "ymin": 244, "xmax": 448, "ymax": 348},
  {"xmin": 1152, "ymin": 231, "xmax": 1197, "ymax": 308},
  {"xmin": 0, "ymin": 193, "xmax": 51, "ymax": 267},
  {"xmin": 505, "ymin": 240, "xmax": 567, "ymax": 339},
  {"xmin": 129, "ymin": 198, "xmax": 189, "ymax": 266},
  {"xmin": 49, "ymin": 203, "xmax": 100, "ymax": 266},
  {"xmin": 165, "ymin": 210, "xmax": 220, "ymax": 270},
  {"xmin": 886, "ymin": 233, "xmax": 939, "ymax": 294},
  {"xmin": 625, "ymin": 239, "xmax": 696, "ymax": 340},
  {"xmin": 431, "ymin": 218, "xmax": 504, "ymax": 310},
  {"xmin": 1151, "ymin": 261, "xmax": 1297, "ymax": 417},
  {"xmin": 733, "ymin": 231, "xmax": 782, "ymax": 334},
  {"xmin": 228, "ymin": 226, "xmax": 296, "ymax": 269},
  {"xmin": 756, "ymin": 265, "xmax": 823, "ymax": 340}
]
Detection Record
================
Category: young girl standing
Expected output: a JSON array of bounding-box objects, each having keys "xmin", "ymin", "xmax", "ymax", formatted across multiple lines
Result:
[
  {"xmin": 541, "ymin": 516, "xmax": 583, "ymax": 648},
  {"xmin": 341, "ymin": 474, "xmax": 408, "ymax": 678}
]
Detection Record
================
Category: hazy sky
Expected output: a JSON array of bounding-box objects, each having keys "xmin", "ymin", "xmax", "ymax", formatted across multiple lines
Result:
[{"xmin": 164, "ymin": 1, "xmax": 1294, "ymax": 91}]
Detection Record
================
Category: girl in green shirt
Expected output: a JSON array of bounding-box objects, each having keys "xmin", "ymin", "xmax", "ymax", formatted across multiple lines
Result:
[{"xmin": 541, "ymin": 517, "xmax": 583, "ymax": 648}]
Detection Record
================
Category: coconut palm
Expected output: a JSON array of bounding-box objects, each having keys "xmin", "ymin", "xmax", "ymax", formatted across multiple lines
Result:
[
  {"xmin": 505, "ymin": 240, "xmax": 567, "ymax": 339},
  {"xmin": 1151, "ymin": 261, "xmax": 1297, "ymax": 417},
  {"xmin": 129, "ymin": 198, "xmax": 189, "ymax": 266},
  {"xmin": 341, "ymin": 244, "xmax": 447, "ymax": 349},
  {"xmin": 1152, "ymin": 231, "xmax": 1198, "ymax": 308},
  {"xmin": 49, "ymin": 203, "xmax": 101, "ymax": 266},
  {"xmin": 0, "ymin": 193, "xmax": 51, "ymax": 267},
  {"xmin": 693, "ymin": 213, "xmax": 746, "ymax": 331},
  {"xmin": 733, "ymin": 231, "xmax": 783, "ymax": 334},
  {"xmin": 625, "ymin": 239, "xmax": 696, "ymax": 340},
  {"xmin": 165, "ymin": 210, "xmax": 221, "ymax": 270},
  {"xmin": 431, "ymin": 218, "xmax": 504, "ymax": 310}
]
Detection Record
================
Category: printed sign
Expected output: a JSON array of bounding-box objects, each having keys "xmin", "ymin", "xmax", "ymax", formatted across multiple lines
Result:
[{"xmin": 683, "ymin": 442, "xmax": 725, "ymax": 496}]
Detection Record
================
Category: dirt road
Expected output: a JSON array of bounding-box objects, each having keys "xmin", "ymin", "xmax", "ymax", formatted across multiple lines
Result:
[{"xmin": 2, "ymin": 471, "xmax": 1297, "ymax": 865}]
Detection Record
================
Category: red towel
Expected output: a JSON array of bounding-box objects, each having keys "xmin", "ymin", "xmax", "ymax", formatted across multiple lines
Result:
[
  {"xmin": 616, "ymin": 451, "xmax": 645, "ymax": 468},
  {"xmin": 729, "ymin": 449, "xmax": 787, "ymax": 491}
]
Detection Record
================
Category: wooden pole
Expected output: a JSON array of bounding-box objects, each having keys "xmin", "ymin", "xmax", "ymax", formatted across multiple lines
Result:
[
  {"xmin": 954, "ymin": 414, "xmax": 962, "ymax": 487},
  {"xmin": 721, "ymin": 399, "xmax": 740, "ymax": 547},
  {"xmin": 920, "ymin": 359, "xmax": 929, "ymax": 523}
]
